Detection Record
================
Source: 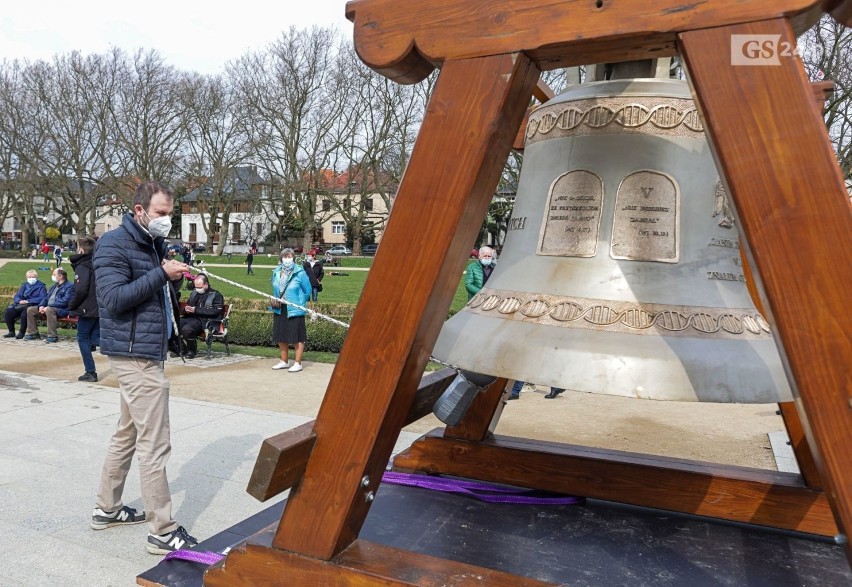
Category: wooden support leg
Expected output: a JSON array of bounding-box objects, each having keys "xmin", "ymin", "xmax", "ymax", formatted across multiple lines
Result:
[
  {"xmin": 444, "ymin": 378, "xmax": 509, "ymax": 441},
  {"xmin": 271, "ymin": 53, "xmax": 541, "ymax": 560},
  {"xmin": 680, "ymin": 19, "xmax": 852, "ymax": 558}
]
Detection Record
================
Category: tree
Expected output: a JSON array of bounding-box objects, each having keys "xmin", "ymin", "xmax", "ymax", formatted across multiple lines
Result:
[
  {"xmin": 800, "ymin": 15, "xmax": 852, "ymax": 193},
  {"xmin": 231, "ymin": 27, "xmax": 359, "ymax": 250},
  {"xmin": 179, "ymin": 73, "xmax": 253, "ymax": 254}
]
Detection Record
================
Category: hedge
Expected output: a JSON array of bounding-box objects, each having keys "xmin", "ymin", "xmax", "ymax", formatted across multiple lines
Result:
[{"xmin": 225, "ymin": 299, "xmax": 353, "ymax": 351}]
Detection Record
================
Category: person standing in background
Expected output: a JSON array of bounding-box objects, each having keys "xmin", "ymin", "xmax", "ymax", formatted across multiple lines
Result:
[
  {"xmin": 302, "ymin": 249, "xmax": 324, "ymax": 302},
  {"xmin": 270, "ymin": 248, "xmax": 312, "ymax": 373},
  {"xmin": 465, "ymin": 245, "xmax": 496, "ymax": 300},
  {"xmin": 245, "ymin": 249, "xmax": 254, "ymax": 275},
  {"xmin": 69, "ymin": 236, "xmax": 100, "ymax": 382}
]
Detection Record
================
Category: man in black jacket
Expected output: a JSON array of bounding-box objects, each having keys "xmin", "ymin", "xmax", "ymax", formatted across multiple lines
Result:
[
  {"xmin": 178, "ymin": 274, "xmax": 224, "ymax": 359},
  {"xmin": 91, "ymin": 181, "xmax": 198, "ymax": 555},
  {"xmin": 69, "ymin": 236, "xmax": 100, "ymax": 381}
]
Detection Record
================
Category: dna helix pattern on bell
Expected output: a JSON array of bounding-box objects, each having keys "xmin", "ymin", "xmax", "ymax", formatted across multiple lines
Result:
[{"xmin": 432, "ymin": 79, "xmax": 792, "ymax": 403}]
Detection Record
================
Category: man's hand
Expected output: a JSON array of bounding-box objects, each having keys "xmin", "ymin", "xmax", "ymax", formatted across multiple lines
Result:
[
  {"xmin": 270, "ymin": 297, "xmax": 281, "ymax": 308},
  {"xmin": 162, "ymin": 259, "xmax": 189, "ymax": 280},
  {"xmin": 19, "ymin": 299, "xmax": 27, "ymax": 304},
  {"xmin": 38, "ymin": 306, "xmax": 46, "ymax": 313},
  {"xmin": 185, "ymin": 305, "xmax": 195, "ymax": 314}
]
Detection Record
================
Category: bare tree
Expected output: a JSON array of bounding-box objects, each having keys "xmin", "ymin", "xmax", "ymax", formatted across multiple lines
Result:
[
  {"xmin": 179, "ymin": 73, "xmax": 253, "ymax": 253},
  {"xmin": 231, "ymin": 26, "xmax": 353, "ymax": 249},
  {"xmin": 800, "ymin": 15, "xmax": 852, "ymax": 192},
  {"xmin": 108, "ymin": 50, "xmax": 187, "ymax": 198}
]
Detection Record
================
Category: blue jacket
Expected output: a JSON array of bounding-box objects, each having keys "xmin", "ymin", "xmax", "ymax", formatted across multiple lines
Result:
[
  {"xmin": 12, "ymin": 280, "xmax": 48, "ymax": 306},
  {"xmin": 271, "ymin": 263, "xmax": 312, "ymax": 318},
  {"xmin": 94, "ymin": 212, "xmax": 180, "ymax": 361},
  {"xmin": 44, "ymin": 279, "xmax": 75, "ymax": 310}
]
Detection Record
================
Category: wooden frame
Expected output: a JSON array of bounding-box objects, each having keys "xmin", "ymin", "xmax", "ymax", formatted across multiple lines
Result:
[{"xmin": 205, "ymin": 2, "xmax": 852, "ymax": 584}]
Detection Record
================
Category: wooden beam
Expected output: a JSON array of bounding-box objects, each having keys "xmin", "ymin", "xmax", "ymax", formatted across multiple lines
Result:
[
  {"xmin": 344, "ymin": 0, "xmax": 821, "ymax": 82},
  {"xmin": 393, "ymin": 429, "xmax": 838, "ymax": 537},
  {"xmin": 271, "ymin": 53, "xmax": 541, "ymax": 560},
  {"xmin": 246, "ymin": 368, "xmax": 458, "ymax": 502},
  {"xmin": 680, "ymin": 19, "xmax": 852, "ymax": 559},
  {"xmin": 204, "ymin": 540, "xmax": 557, "ymax": 587},
  {"xmin": 246, "ymin": 422, "xmax": 316, "ymax": 502}
]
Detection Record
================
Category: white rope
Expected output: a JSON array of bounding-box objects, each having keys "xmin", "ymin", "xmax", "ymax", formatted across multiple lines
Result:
[
  {"xmin": 198, "ymin": 268, "xmax": 352, "ymax": 329},
  {"xmin": 196, "ymin": 267, "xmax": 455, "ymax": 369}
]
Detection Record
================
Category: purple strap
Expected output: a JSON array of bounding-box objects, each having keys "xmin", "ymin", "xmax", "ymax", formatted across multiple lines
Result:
[
  {"xmin": 382, "ymin": 471, "xmax": 584, "ymax": 505},
  {"xmin": 163, "ymin": 550, "xmax": 225, "ymax": 565}
]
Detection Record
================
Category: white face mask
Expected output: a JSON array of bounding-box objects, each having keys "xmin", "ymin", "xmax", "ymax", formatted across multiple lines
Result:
[
  {"xmin": 51, "ymin": 275, "xmax": 58, "ymax": 283},
  {"xmin": 27, "ymin": 277, "xmax": 37, "ymax": 285},
  {"xmin": 194, "ymin": 287, "xmax": 206, "ymax": 295},
  {"xmin": 306, "ymin": 256, "xmax": 314, "ymax": 262},
  {"xmin": 480, "ymin": 258, "xmax": 493, "ymax": 266},
  {"xmin": 142, "ymin": 209, "xmax": 172, "ymax": 238},
  {"xmin": 282, "ymin": 258, "xmax": 294, "ymax": 268}
]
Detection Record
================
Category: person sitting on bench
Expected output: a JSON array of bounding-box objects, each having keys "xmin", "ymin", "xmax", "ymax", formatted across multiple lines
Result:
[
  {"xmin": 25, "ymin": 268, "xmax": 75, "ymax": 343},
  {"xmin": 4, "ymin": 269, "xmax": 48, "ymax": 339},
  {"xmin": 178, "ymin": 274, "xmax": 224, "ymax": 358}
]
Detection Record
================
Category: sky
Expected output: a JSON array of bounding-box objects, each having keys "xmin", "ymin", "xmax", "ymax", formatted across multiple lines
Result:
[{"xmin": 0, "ymin": 0, "xmax": 351, "ymax": 75}]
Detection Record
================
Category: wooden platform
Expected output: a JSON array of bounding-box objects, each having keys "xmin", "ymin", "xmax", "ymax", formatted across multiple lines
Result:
[{"xmin": 138, "ymin": 480, "xmax": 851, "ymax": 586}]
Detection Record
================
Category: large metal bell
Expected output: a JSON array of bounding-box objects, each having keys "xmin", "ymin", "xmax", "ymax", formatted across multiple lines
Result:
[{"xmin": 432, "ymin": 79, "xmax": 792, "ymax": 403}]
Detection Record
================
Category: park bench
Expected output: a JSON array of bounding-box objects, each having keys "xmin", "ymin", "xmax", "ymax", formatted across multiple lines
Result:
[{"xmin": 178, "ymin": 302, "xmax": 232, "ymax": 359}]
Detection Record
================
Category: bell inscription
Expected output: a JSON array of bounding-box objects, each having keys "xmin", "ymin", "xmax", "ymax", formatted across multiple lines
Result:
[
  {"xmin": 611, "ymin": 170, "xmax": 680, "ymax": 263},
  {"xmin": 538, "ymin": 170, "xmax": 603, "ymax": 257}
]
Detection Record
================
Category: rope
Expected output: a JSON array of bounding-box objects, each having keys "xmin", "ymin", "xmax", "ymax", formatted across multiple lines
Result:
[
  {"xmin": 194, "ymin": 267, "xmax": 456, "ymax": 369},
  {"xmin": 198, "ymin": 268, "xmax": 352, "ymax": 329}
]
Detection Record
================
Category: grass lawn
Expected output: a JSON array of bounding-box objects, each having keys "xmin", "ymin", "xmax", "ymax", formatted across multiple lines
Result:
[{"xmin": 0, "ymin": 259, "xmax": 472, "ymax": 314}]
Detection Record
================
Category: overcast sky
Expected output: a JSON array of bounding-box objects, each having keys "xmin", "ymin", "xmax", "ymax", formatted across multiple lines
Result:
[{"xmin": 0, "ymin": 0, "xmax": 350, "ymax": 74}]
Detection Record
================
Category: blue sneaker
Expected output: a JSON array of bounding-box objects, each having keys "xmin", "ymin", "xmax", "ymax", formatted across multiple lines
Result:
[
  {"xmin": 91, "ymin": 506, "xmax": 146, "ymax": 530},
  {"xmin": 147, "ymin": 526, "xmax": 198, "ymax": 555},
  {"xmin": 23, "ymin": 333, "xmax": 40, "ymax": 340},
  {"xmin": 45, "ymin": 337, "xmax": 59, "ymax": 343}
]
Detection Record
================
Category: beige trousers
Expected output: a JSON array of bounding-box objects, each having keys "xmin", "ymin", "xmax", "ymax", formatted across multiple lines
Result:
[{"xmin": 96, "ymin": 356, "xmax": 177, "ymax": 536}]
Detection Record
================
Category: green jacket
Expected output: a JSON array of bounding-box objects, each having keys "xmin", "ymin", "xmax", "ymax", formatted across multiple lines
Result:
[{"xmin": 465, "ymin": 260, "xmax": 495, "ymax": 300}]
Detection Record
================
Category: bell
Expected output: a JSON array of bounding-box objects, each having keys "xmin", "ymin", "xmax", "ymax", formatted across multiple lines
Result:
[{"xmin": 433, "ymin": 79, "xmax": 792, "ymax": 403}]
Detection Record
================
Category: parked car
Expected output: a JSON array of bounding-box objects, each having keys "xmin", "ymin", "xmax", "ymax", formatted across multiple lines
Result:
[
  {"xmin": 327, "ymin": 245, "xmax": 352, "ymax": 256},
  {"xmin": 192, "ymin": 243, "xmax": 207, "ymax": 253},
  {"xmin": 361, "ymin": 244, "xmax": 378, "ymax": 255}
]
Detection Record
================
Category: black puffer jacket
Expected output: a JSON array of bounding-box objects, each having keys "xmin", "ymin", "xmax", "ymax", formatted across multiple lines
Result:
[
  {"xmin": 69, "ymin": 253, "xmax": 98, "ymax": 317},
  {"xmin": 94, "ymin": 213, "xmax": 180, "ymax": 360}
]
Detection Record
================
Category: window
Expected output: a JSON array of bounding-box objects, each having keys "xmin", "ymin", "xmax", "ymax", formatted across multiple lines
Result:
[
  {"xmin": 331, "ymin": 221, "xmax": 345, "ymax": 235},
  {"xmin": 364, "ymin": 198, "xmax": 374, "ymax": 211},
  {"xmin": 255, "ymin": 223, "xmax": 263, "ymax": 237},
  {"xmin": 322, "ymin": 199, "xmax": 331, "ymax": 211},
  {"xmin": 189, "ymin": 224, "xmax": 197, "ymax": 241},
  {"xmin": 231, "ymin": 222, "xmax": 241, "ymax": 242}
]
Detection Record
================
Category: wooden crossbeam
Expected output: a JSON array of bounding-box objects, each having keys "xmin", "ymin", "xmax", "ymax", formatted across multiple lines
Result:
[
  {"xmin": 345, "ymin": 0, "xmax": 823, "ymax": 82},
  {"xmin": 393, "ymin": 429, "xmax": 838, "ymax": 537},
  {"xmin": 246, "ymin": 368, "xmax": 457, "ymax": 502}
]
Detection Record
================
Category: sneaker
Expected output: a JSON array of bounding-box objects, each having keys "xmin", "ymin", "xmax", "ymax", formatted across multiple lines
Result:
[
  {"xmin": 3, "ymin": 332, "xmax": 15, "ymax": 338},
  {"xmin": 272, "ymin": 360, "xmax": 289, "ymax": 370},
  {"xmin": 147, "ymin": 525, "xmax": 198, "ymax": 555},
  {"xmin": 45, "ymin": 337, "xmax": 59, "ymax": 343},
  {"xmin": 23, "ymin": 333, "xmax": 40, "ymax": 340},
  {"xmin": 78, "ymin": 372, "xmax": 98, "ymax": 382},
  {"xmin": 288, "ymin": 363, "xmax": 303, "ymax": 373},
  {"xmin": 91, "ymin": 506, "xmax": 146, "ymax": 530}
]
